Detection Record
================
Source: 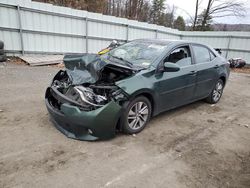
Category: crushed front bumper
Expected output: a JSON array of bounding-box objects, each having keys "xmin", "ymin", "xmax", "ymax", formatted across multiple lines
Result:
[{"xmin": 45, "ymin": 87, "xmax": 122, "ymax": 141}]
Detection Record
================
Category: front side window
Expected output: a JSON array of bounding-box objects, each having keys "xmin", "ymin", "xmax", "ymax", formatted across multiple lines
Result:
[
  {"xmin": 193, "ymin": 45, "xmax": 211, "ymax": 64},
  {"xmin": 164, "ymin": 46, "xmax": 192, "ymax": 67}
]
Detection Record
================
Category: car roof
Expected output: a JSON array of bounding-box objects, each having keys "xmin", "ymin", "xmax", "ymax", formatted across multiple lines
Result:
[
  {"xmin": 132, "ymin": 38, "xmax": 205, "ymax": 47},
  {"xmin": 133, "ymin": 38, "xmax": 177, "ymax": 46}
]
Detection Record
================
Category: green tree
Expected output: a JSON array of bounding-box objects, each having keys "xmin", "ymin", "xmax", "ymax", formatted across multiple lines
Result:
[
  {"xmin": 173, "ymin": 16, "xmax": 185, "ymax": 31},
  {"xmin": 150, "ymin": 0, "xmax": 166, "ymax": 25}
]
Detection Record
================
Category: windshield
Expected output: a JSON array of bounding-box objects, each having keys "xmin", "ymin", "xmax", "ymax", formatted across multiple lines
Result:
[{"xmin": 103, "ymin": 41, "xmax": 167, "ymax": 68}]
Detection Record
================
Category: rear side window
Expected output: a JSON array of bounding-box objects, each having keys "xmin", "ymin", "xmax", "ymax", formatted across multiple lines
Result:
[{"xmin": 193, "ymin": 45, "xmax": 211, "ymax": 64}]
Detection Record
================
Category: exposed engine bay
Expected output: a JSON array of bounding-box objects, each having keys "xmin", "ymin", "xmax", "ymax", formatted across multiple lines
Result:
[
  {"xmin": 48, "ymin": 62, "xmax": 135, "ymax": 111},
  {"xmin": 46, "ymin": 54, "xmax": 144, "ymax": 111}
]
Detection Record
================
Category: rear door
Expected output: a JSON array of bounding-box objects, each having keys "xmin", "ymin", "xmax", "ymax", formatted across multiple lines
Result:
[{"xmin": 191, "ymin": 44, "xmax": 219, "ymax": 99}]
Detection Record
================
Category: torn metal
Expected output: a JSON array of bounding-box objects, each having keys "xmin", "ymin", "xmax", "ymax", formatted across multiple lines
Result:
[{"xmin": 48, "ymin": 53, "xmax": 139, "ymax": 112}]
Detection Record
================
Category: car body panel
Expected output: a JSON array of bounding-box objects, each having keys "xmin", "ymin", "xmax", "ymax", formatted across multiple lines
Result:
[
  {"xmin": 46, "ymin": 97, "xmax": 121, "ymax": 141},
  {"xmin": 154, "ymin": 65, "xmax": 197, "ymax": 111},
  {"xmin": 116, "ymin": 65, "xmax": 198, "ymax": 115},
  {"xmin": 194, "ymin": 59, "xmax": 220, "ymax": 98},
  {"xmin": 190, "ymin": 45, "xmax": 230, "ymax": 99}
]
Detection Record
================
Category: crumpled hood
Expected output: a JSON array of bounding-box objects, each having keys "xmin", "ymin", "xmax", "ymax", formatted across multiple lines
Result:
[
  {"xmin": 63, "ymin": 53, "xmax": 137, "ymax": 85},
  {"xmin": 63, "ymin": 53, "xmax": 108, "ymax": 85}
]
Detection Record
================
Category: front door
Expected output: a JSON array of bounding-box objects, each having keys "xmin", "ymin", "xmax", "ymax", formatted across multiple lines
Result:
[{"xmin": 155, "ymin": 45, "xmax": 197, "ymax": 112}]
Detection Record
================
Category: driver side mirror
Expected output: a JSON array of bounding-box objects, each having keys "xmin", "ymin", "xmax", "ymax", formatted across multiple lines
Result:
[{"xmin": 163, "ymin": 62, "xmax": 180, "ymax": 72}]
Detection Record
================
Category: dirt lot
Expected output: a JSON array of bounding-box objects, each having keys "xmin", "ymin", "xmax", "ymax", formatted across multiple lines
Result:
[{"xmin": 0, "ymin": 61, "xmax": 249, "ymax": 188}]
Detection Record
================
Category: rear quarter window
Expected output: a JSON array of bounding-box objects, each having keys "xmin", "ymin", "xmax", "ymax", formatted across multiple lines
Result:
[{"xmin": 209, "ymin": 51, "xmax": 216, "ymax": 61}]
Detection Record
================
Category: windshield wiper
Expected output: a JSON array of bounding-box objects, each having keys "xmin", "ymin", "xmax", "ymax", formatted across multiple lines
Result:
[{"xmin": 109, "ymin": 55, "xmax": 133, "ymax": 68}]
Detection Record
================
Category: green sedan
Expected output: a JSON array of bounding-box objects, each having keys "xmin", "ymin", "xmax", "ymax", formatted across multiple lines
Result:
[{"xmin": 45, "ymin": 39, "xmax": 230, "ymax": 141}]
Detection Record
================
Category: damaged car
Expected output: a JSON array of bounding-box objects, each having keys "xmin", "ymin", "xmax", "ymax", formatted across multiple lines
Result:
[{"xmin": 45, "ymin": 39, "xmax": 230, "ymax": 141}]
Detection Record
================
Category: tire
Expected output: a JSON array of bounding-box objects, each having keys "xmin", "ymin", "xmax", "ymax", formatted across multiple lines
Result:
[
  {"xmin": 0, "ymin": 54, "xmax": 7, "ymax": 62},
  {"xmin": 0, "ymin": 49, "xmax": 4, "ymax": 55},
  {"xmin": 121, "ymin": 96, "xmax": 152, "ymax": 134},
  {"xmin": 0, "ymin": 41, "xmax": 3, "ymax": 49},
  {"xmin": 205, "ymin": 79, "xmax": 224, "ymax": 104}
]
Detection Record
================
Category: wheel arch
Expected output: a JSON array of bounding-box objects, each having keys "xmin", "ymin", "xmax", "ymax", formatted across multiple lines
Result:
[
  {"xmin": 129, "ymin": 90, "xmax": 156, "ymax": 117},
  {"xmin": 115, "ymin": 90, "xmax": 156, "ymax": 131},
  {"xmin": 219, "ymin": 75, "xmax": 226, "ymax": 85}
]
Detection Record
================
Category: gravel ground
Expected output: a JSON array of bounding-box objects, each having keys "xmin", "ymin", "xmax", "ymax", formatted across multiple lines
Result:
[
  {"xmin": 0, "ymin": 61, "xmax": 249, "ymax": 188},
  {"xmin": 231, "ymin": 67, "xmax": 250, "ymax": 74}
]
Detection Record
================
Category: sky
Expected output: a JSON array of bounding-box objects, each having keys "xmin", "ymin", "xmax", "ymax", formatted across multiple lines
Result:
[{"xmin": 167, "ymin": 0, "xmax": 250, "ymax": 25}]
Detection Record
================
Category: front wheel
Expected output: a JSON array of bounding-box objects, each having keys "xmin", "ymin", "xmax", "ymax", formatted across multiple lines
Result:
[
  {"xmin": 121, "ymin": 96, "xmax": 152, "ymax": 134},
  {"xmin": 205, "ymin": 79, "xmax": 224, "ymax": 104}
]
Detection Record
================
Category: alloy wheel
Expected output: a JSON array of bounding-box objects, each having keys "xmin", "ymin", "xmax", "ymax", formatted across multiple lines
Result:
[
  {"xmin": 212, "ymin": 81, "xmax": 223, "ymax": 102},
  {"xmin": 127, "ymin": 101, "xmax": 149, "ymax": 130}
]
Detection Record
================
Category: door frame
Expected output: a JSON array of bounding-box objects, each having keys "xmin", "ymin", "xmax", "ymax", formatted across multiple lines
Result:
[
  {"xmin": 156, "ymin": 43, "xmax": 195, "ymax": 73},
  {"xmin": 189, "ymin": 43, "xmax": 217, "ymax": 64},
  {"xmin": 153, "ymin": 43, "xmax": 198, "ymax": 112},
  {"xmin": 189, "ymin": 43, "xmax": 219, "ymax": 99}
]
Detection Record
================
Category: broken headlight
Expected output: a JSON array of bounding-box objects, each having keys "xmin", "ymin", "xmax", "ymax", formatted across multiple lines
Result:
[{"xmin": 74, "ymin": 86, "xmax": 107, "ymax": 107}]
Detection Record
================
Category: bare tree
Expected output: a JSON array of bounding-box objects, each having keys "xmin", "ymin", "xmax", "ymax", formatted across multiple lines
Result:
[
  {"xmin": 193, "ymin": 0, "xmax": 200, "ymax": 30},
  {"xmin": 164, "ymin": 5, "xmax": 176, "ymax": 27},
  {"xmin": 33, "ymin": 0, "xmax": 178, "ymax": 28},
  {"xmin": 201, "ymin": 0, "xmax": 246, "ymax": 30}
]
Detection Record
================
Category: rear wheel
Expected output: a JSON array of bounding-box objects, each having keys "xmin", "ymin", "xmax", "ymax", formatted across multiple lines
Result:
[
  {"xmin": 0, "ymin": 41, "xmax": 3, "ymax": 49},
  {"xmin": 0, "ymin": 49, "xmax": 4, "ymax": 55},
  {"xmin": 0, "ymin": 54, "xmax": 6, "ymax": 62},
  {"xmin": 205, "ymin": 79, "xmax": 224, "ymax": 104},
  {"xmin": 121, "ymin": 96, "xmax": 152, "ymax": 134}
]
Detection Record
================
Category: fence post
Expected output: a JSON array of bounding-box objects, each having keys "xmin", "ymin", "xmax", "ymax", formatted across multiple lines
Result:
[
  {"xmin": 225, "ymin": 35, "xmax": 231, "ymax": 59},
  {"xmin": 180, "ymin": 34, "xmax": 183, "ymax": 40},
  {"xmin": 85, "ymin": 17, "xmax": 88, "ymax": 53},
  {"xmin": 155, "ymin": 29, "xmax": 158, "ymax": 39},
  {"xmin": 17, "ymin": 5, "xmax": 24, "ymax": 55},
  {"xmin": 126, "ymin": 24, "xmax": 129, "ymax": 42}
]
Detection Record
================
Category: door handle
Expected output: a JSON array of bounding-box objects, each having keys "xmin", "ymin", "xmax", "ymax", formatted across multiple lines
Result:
[
  {"xmin": 188, "ymin": 70, "xmax": 197, "ymax": 75},
  {"xmin": 214, "ymin": 64, "xmax": 219, "ymax": 69}
]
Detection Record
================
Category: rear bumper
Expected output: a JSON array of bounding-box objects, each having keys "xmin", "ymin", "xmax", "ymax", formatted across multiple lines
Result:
[{"xmin": 45, "ymin": 88, "xmax": 122, "ymax": 141}]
